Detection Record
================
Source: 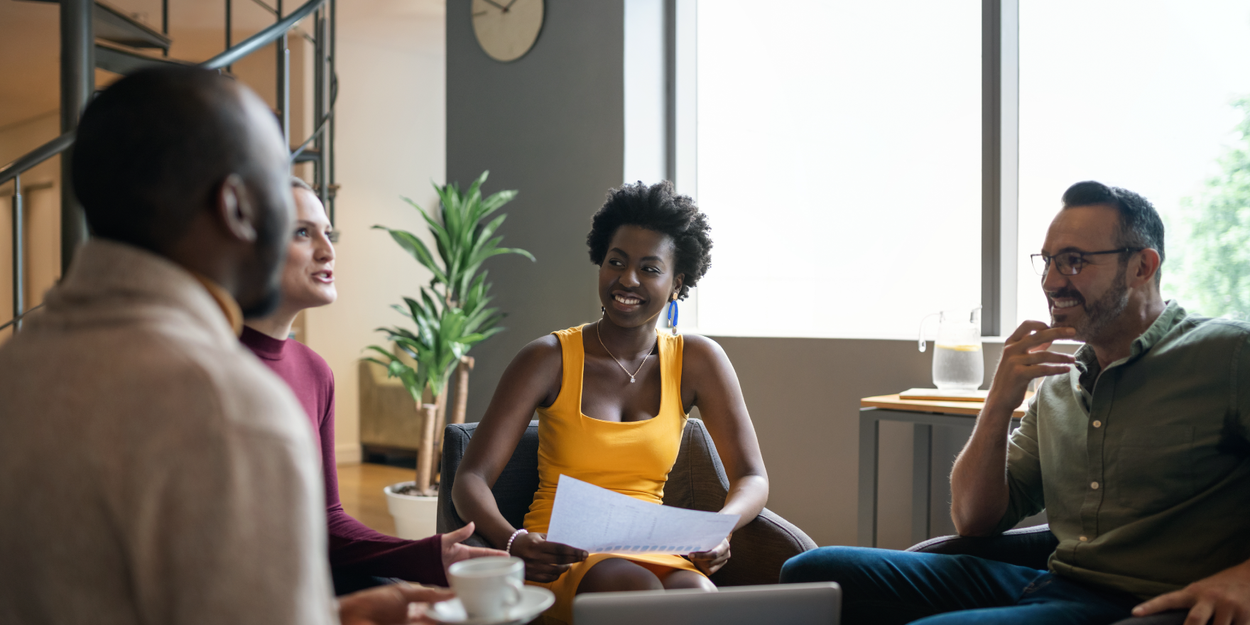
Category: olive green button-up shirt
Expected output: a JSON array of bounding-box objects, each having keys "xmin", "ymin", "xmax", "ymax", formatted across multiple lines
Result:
[{"xmin": 997, "ymin": 301, "xmax": 1250, "ymax": 599}]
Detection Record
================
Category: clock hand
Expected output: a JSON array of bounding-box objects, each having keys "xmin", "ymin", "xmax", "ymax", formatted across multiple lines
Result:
[
  {"xmin": 502, "ymin": 0, "xmax": 519, "ymax": 10},
  {"xmin": 482, "ymin": 0, "xmax": 508, "ymax": 11}
]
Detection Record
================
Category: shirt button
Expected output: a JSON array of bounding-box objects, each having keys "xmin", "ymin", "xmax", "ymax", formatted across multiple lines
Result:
[
  {"xmin": 1091, "ymin": 481, "xmax": 1100, "ymax": 490},
  {"xmin": 1093, "ymin": 420, "xmax": 1102, "ymax": 428},
  {"xmin": 1079, "ymin": 536, "xmax": 1089, "ymax": 542}
]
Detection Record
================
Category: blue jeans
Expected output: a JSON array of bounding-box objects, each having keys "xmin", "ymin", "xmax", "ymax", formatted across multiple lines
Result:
[{"xmin": 780, "ymin": 547, "xmax": 1140, "ymax": 625}]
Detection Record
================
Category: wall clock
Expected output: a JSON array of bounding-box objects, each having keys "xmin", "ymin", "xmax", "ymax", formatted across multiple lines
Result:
[{"xmin": 471, "ymin": 0, "xmax": 545, "ymax": 62}]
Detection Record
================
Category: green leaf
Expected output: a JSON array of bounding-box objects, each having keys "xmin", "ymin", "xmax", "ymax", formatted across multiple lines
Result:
[
  {"xmin": 462, "ymin": 272, "xmax": 488, "ymax": 313},
  {"xmin": 498, "ymin": 246, "xmax": 537, "ymax": 262},
  {"xmin": 435, "ymin": 182, "xmax": 464, "ymax": 245},
  {"xmin": 464, "ymin": 173, "xmax": 486, "ymax": 220},
  {"xmin": 402, "ymin": 196, "xmax": 452, "ymax": 261},
  {"xmin": 464, "ymin": 305, "xmax": 500, "ymax": 334},
  {"xmin": 375, "ymin": 226, "xmax": 447, "ymax": 284},
  {"xmin": 419, "ymin": 289, "xmax": 441, "ymax": 317},
  {"xmin": 363, "ymin": 345, "xmax": 397, "ymax": 363},
  {"xmin": 465, "ymin": 326, "xmax": 505, "ymax": 345},
  {"xmin": 469, "ymin": 245, "xmax": 536, "ymax": 274},
  {"xmin": 476, "ymin": 189, "xmax": 518, "ymax": 223},
  {"xmin": 472, "ymin": 214, "xmax": 509, "ymax": 258}
]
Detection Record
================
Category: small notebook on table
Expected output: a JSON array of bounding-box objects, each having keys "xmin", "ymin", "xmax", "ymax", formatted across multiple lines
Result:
[{"xmin": 899, "ymin": 388, "xmax": 988, "ymax": 402}]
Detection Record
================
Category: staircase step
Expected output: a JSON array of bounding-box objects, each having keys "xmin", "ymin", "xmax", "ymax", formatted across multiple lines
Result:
[
  {"xmin": 93, "ymin": 0, "xmax": 171, "ymax": 51},
  {"xmin": 95, "ymin": 40, "xmax": 187, "ymax": 75},
  {"xmin": 291, "ymin": 147, "xmax": 321, "ymax": 164},
  {"xmin": 17, "ymin": 0, "xmax": 172, "ymax": 51}
]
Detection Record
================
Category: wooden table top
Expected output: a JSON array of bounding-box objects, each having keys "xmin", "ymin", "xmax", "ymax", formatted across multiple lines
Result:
[{"xmin": 860, "ymin": 393, "xmax": 1030, "ymax": 419}]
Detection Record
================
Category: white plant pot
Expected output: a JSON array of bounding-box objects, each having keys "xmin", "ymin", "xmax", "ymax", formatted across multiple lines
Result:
[{"xmin": 384, "ymin": 481, "xmax": 439, "ymax": 540}]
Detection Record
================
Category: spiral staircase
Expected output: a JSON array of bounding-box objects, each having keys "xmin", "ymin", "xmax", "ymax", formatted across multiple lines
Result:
[{"xmin": 0, "ymin": 0, "xmax": 337, "ymax": 333}]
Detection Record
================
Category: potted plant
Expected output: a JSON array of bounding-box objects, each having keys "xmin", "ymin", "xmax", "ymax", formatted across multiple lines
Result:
[{"xmin": 365, "ymin": 171, "xmax": 534, "ymax": 539}]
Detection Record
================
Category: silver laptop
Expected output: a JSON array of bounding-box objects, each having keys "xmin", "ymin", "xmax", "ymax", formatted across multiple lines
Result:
[{"xmin": 572, "ymin": 582, "xmax": 840, "ymax": 625}]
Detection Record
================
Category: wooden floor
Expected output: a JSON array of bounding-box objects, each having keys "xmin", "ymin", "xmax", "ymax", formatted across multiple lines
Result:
[{"xmin": 336, "ymin": 462, "xmax": 416, "ymax": 536}]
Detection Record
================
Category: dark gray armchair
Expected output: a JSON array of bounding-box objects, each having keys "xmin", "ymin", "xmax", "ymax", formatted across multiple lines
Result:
[
  {"xmin": 907, "ymin": 526, "xmax": 1186, "ymax": 625},
  {"xmin": 437, "ymin": 418, "xmax": 817, "ymax": 586}
]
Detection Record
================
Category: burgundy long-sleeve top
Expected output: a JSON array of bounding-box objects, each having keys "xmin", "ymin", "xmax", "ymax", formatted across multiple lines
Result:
[{"xmin": 241, "ymin": 327, "xmax": 447, "ymax": 586}]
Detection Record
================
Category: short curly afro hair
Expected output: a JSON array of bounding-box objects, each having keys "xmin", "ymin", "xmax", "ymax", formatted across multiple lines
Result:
[{"xmin": 586, "ymin": 180, "xmax": 711, "ymax": 300}]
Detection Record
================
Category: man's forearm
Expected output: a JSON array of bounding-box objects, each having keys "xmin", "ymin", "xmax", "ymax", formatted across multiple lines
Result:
[
  {"xmin": 952, "ymin": 322, "xmax": 1075, "ymax": 535},
  {"xmin": 950, "ymin": 401, "xmax": 1015, "ymax": 536}
]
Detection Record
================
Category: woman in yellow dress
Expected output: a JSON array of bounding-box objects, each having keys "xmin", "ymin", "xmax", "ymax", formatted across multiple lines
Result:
[{"xmin": 451, "ymin": 181, "xmax": 769, "ymax": 625}]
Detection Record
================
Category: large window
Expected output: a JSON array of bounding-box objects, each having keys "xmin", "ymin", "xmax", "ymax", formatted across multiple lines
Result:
[
  {"xmin": 1016, "ymin": 0, "xmax": 1250, "ymax": 325},
  {"xmin": 688, "ymin": 1, "xmax": 1250, "ymax": 339},
  {"xmin": 693, "ymin": 1, "xmax": 983, "ymax": 339}
]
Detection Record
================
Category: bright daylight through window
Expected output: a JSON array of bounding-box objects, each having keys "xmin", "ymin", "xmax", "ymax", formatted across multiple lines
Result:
[
  {"xmin": 694, "ymin": 1, "xmax": 982, "ymax": 339},
  {"xmin": 1017, "ymin": 0, "xmax": 1250, "ymax": 326}
]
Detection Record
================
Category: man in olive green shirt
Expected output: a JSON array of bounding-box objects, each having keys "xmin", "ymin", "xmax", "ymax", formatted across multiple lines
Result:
[
  {"xmin": 985, "ymin": 300, "xmax": 1250, "ymax": 602},
  {"xmin": 782, "ymin": 181, "xmax": 1250, "ymax": 625}
]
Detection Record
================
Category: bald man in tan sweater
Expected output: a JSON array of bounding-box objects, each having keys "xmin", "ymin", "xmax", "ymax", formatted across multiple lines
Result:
[{"xmin": 0, "ymin": 67, "xmax": 448, "ymax": 625}]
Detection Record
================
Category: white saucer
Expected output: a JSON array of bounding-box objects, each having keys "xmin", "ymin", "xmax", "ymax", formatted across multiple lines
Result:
[{"xmin": 428, "ymin": 587, "xmax": 555, "ymax": 625}]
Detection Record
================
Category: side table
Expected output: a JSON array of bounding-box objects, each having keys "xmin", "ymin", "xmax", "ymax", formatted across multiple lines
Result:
[{"xmin": 857, "ymin": 393, "xmax": 1027, "ymax": 547}]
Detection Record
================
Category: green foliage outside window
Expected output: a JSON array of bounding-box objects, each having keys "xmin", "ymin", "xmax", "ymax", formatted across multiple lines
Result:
[{"xmin": 1163, "ymin": 98, "xmax": 1250, "ymax": 321}]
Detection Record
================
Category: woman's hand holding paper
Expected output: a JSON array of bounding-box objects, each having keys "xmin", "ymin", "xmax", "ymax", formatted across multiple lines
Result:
[
  {"xmin": 686, "ymin": 537, "xmax": 731, "ymax": 576},
  {"xmin": 510, "ymin": 531, "xmax": 588, "ymax": 583}
]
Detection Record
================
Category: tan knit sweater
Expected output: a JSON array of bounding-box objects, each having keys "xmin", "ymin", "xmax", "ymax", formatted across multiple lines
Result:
[{"xmin": 0, "ymin": 239, "xmax": 337, "ymax": 625}]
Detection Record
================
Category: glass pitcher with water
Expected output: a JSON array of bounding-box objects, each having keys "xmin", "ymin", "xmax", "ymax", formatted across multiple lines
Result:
[{"xmin": 918, "ymin": 307, "xmax": 984, "ymax": 390}]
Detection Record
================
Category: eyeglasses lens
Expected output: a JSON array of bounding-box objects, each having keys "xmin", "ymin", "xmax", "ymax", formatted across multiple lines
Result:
[
  {"xmin": 1032, "ymin": 253, "xmax": 1083, "ymax": 276},
  {"xmin": 1056, "ymin": 254, "xmax": 1082, "ymax": 275},
  {"xmin": 1031, "ymin": 255, "xmax": 1049, "ymax": 276}
]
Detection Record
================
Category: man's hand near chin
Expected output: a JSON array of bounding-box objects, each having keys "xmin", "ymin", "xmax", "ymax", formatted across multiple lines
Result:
[
  {"xmin": 1132, "ymin": 560, "xmax": 1250, "ymax": 625},
  {"xmin": 338, "ymin": 582, "xmax": 455, "ymax": 625}
]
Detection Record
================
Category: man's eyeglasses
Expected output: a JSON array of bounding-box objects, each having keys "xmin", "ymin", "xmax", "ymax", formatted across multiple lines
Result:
[{"xmin": 1030, "ymin": 248, "xmax": 1142, "ymax": 276}]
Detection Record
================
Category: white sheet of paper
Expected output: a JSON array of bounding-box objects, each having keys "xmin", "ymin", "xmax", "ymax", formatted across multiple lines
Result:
[{"xmin": 545, "ymin": 474, "xmax": 739, "ymax": 554}]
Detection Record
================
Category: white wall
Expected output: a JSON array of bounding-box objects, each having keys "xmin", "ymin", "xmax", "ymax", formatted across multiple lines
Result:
[{"xmin": 305, "ymin": 0, "xmax": 445, "ymax": 464}]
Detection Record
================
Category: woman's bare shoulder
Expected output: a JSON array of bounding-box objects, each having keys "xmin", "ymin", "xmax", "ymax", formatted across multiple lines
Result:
[
  {"xmin": 485, "ymin": 333, "xmax": 566, "ymax": 414},
  {"xmin": 514, "ymin": 333, "xmax": 562, "ymax": 364},
  {"xmin": 502, "ymin": 334, "xmax": 564, "ymax": 392},
  {"xmin": 680, "ymin": 333, "xmax": 730, "ymax": 364}
]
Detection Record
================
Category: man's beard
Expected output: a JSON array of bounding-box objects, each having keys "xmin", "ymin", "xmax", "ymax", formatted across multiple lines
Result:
[
  {"xmin": 1049, "ymin": 264, "xmax": 1130, "ymax": 343},
  {"xmin": 239, "ymin": 199, "xmax": 288, "ymax": 319},
  {"xmin": 240, "ymin": 279, "xmax": 283, "ymax": 319}
]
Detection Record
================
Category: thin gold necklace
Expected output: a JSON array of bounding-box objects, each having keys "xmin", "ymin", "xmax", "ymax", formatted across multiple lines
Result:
[{"xmin": 595, "ymin": 321, "xmax": 652, "ymax": 384}]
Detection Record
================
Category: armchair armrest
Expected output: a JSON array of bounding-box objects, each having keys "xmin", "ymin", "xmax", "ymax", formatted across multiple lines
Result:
[
  {"xmin": 714, "ymin": 507, "xmax": 818, "ymax": 586},
  {"xmin": 437, "ymin": 421, "xmax": 540, "ymax": 548},
  {"xmin": 905, "ymin": 524, "xmax": 1057, "ymax": 570},
  {"xmin": 666, "ymin": 419, "xmax": 817, "ymax": 586}
]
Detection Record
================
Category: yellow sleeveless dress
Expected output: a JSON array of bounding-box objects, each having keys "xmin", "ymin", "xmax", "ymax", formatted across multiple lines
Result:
[{"xmin": 523, "ymin": 324, "xmax": 703, "ymax": 625}]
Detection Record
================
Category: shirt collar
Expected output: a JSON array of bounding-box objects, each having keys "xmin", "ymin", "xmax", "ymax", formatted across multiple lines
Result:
[
  {"xmin": 240, "ymin": 325, "xmax": 287, "ymax": 359},
  {"xmin": 1072, "ymin": 300, "xmax": 1186, "ymax": 374},
  {"xmin": 190, "ymin": 273, "xmax": 244, "ymax": 337},
  {"xmin": 1130, "ymin": 300, "xmax": 1185, "ymax": 357}
]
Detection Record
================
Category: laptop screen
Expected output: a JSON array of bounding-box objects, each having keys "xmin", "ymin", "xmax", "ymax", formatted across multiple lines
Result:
[{"xmin": 572, "ymin": 582, "xmax": 841, "ymax": 625}]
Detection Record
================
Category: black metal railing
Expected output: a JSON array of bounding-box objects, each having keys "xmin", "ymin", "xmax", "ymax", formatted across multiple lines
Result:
[{"xmin": 0, "ymin": 0, "xmax": 336, "ymax": 335}]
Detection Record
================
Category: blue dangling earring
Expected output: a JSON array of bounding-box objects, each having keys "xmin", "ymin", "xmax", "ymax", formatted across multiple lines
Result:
[{"xmin": 667, "ymin": 299, "xmax": 679, "ymax": 335}]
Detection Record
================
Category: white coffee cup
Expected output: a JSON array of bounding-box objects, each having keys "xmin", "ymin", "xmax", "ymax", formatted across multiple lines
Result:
[{"xmin": 448, "ymin": 556, "xmax": 525, "ymax": 620}]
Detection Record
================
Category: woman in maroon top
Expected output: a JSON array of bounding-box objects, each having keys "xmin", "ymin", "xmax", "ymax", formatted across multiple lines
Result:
[{"xmin": 242, "ymin": 178, "xmax": 502, "ymax": 595}]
